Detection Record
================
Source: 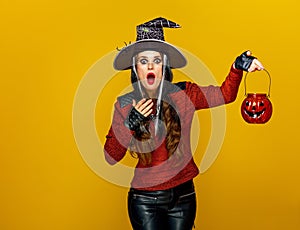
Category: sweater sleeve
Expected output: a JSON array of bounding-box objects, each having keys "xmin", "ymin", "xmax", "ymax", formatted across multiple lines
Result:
[
  {"xmin": 187, "ymin": 65, "xmax": 243, "ymax": 110},
  {"xmin": 104, "ymin": 101, "xmax": 133, "ymax": 165}
]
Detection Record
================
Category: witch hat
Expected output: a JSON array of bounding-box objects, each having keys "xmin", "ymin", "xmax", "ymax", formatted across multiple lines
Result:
[{"xmin": 113, "ymin": 17, "xmax": 187, "ymax": 70}]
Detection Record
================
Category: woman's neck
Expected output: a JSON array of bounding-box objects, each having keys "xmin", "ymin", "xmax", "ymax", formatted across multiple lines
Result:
[{"xmin": 146, "ymin": 90, "xmax": 158, "ymax": 98}]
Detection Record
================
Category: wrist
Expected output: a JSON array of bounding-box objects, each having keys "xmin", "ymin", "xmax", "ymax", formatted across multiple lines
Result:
[
  {"xmin": 231, "ymin": 63, "xmax": 243, "ymax": 74},
  {"xmin": 124, "ymin": 107, "xmax": 148, "ymax": 132}
]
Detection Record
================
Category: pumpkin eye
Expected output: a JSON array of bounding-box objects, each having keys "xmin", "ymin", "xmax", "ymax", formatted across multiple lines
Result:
[
  {"xmin": 259, "ymin": 102, "xmax": 264, "ymax": 106},
  {"xmin": 245, "ymin": 101, "xmax": 250, "ymax": 106}
]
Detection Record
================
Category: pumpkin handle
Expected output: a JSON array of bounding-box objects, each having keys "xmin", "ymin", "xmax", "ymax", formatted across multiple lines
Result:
[{"xmin": 244, "ymin": 69, "xmax": 271, "ymax": 97}]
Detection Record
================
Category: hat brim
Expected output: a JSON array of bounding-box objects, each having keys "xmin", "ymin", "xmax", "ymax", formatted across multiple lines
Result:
[{"xmin": 113, "ymin": 39, "xmax": 187, "ymax": 70}]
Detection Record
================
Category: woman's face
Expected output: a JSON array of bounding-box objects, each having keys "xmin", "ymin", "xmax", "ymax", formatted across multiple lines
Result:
[{"xmin": 136, "ymin": 51, "xmax": 163, "ymax": 95}]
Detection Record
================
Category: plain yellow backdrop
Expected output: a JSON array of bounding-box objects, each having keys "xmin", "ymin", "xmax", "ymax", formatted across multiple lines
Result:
[{"xmin": 1, "ymin": 0, "xmax": 299, "ymax": 229}]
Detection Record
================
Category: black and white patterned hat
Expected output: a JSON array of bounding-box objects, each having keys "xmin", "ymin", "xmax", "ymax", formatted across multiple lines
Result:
[{"xmin": 113, "ymin": 17, "xmax": 187, "ymax": 70}]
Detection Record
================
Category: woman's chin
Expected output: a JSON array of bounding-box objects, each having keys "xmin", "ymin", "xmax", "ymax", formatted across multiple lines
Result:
[
  {"xmin": 145, "ymin": 86, "xmax": 158, "ymax": 94},
  {"xmin": 141, "ymin": 82, "xmax": 159, "ymax": 93}
]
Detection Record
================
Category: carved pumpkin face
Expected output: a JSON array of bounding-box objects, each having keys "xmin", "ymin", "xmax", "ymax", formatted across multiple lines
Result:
[{"xmin": 241, "ymin": 93, "xmax": 272, "ymax": 124}]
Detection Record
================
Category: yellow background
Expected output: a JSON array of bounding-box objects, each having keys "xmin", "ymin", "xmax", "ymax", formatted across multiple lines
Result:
[{"xmin": 1, "ymin": 0, "xmax": 299, "ymax": 229}]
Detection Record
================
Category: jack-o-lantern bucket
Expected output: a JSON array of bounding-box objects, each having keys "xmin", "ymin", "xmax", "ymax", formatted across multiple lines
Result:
[{"xmin": 241, "ymin": 69, "xmax": 272, "ymax": 124}]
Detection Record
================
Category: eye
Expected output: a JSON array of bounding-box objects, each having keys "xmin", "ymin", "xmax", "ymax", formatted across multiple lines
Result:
[
  {"xmin": 139, "ymin": 59, "xmax": 148, "ymax": 65},
  {"xmin": 154, "ymin": 58, "xmax": 162, "ymax": 64},
  {"xmin": 259, "ymin": 101, "xmax": 264, "ymax": 106},
  {"xmin": 245, "ymin": 101, "xmax": 250, "ymax": 106}
]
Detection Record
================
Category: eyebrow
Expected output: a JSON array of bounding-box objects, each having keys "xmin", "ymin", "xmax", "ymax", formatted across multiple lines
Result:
[{"xmin": 137, "ymin": 56, "xmax": 162, "ymax": 59}]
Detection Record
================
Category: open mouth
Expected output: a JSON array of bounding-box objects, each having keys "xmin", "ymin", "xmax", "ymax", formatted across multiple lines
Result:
[
  {"xmin": 147, "ymin": 73, "xmax": 156, "ymax": 85},
  {"xmin": 243, "ymin": 108, "xmax": 266, "ymax": 119}
]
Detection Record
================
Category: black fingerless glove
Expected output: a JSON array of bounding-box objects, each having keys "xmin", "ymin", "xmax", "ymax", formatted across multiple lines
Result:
[
  {"xmin": 124, "ymin": 107, "xmax": 149, "ymax": 135},
  {"xmin": 234, "ymin": 51, "xmax": 256, "ymax": 72}
]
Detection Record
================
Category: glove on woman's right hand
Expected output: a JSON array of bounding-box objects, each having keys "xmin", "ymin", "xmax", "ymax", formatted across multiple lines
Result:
[
  {"xmin": 124, "ymin": 98, "xmax": 154, "ymax": 135},
  {"xmin": 124, "ymin": 107, "xmax": 149, "ymax": 132}
]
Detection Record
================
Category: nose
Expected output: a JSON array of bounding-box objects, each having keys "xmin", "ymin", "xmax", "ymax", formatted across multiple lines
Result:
[{"xmin": 148, "ymin": 62, "xmax": 153, "ymax": 70}]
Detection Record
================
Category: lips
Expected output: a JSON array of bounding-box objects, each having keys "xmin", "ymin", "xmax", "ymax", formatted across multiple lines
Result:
[{"xmin": 147, "ymin": 73, "xmax": 155, "ymax": 85}]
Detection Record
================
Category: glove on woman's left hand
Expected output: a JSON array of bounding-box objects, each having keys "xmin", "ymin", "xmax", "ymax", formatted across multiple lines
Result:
[{"xmin": 234, "ymin": 50, "xmax": 264, "ymax": 72}]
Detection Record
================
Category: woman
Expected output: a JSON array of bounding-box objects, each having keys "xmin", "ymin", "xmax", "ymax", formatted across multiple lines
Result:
[{"xmin": 104, "ymin": 17, "xmax": 263, "ymax": 230}]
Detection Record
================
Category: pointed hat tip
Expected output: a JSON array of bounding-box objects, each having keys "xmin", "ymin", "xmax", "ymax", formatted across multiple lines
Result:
[{"xmin": 141, "ymin": 17, "xmax": 181, "ymax": 28}]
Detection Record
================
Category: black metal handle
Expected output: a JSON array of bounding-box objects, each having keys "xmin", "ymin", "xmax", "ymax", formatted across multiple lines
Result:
[{"xmin": 244, "ymin": 69, "xmax": 271, "ymax": 97}]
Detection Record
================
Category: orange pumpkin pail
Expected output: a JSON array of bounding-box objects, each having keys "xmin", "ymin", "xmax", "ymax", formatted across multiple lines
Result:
[{"xmin": 241, "ymin": 69, "xmax": 272, "ymax": 124}]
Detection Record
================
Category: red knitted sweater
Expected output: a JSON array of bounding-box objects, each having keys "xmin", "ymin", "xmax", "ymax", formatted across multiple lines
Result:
[{"xmin": 104, "ymin": 66, "xmax": 243, "ymax": 191}]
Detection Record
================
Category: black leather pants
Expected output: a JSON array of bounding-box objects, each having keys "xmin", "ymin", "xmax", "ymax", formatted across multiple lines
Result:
[{"xmin": 128, "ymin": 180, "xmax": 196, "ymax": 230}]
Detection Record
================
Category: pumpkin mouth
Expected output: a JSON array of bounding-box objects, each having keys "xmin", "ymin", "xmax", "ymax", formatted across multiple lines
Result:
[{"xmin": 244, "ymin": 108, "xmax": 266, "ymax": 119}]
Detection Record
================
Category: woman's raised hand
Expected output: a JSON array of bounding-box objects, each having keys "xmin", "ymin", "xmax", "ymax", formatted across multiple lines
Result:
[{"xmin": 234, "ymin": 50, "xmax": 264, "ymax": 72}]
